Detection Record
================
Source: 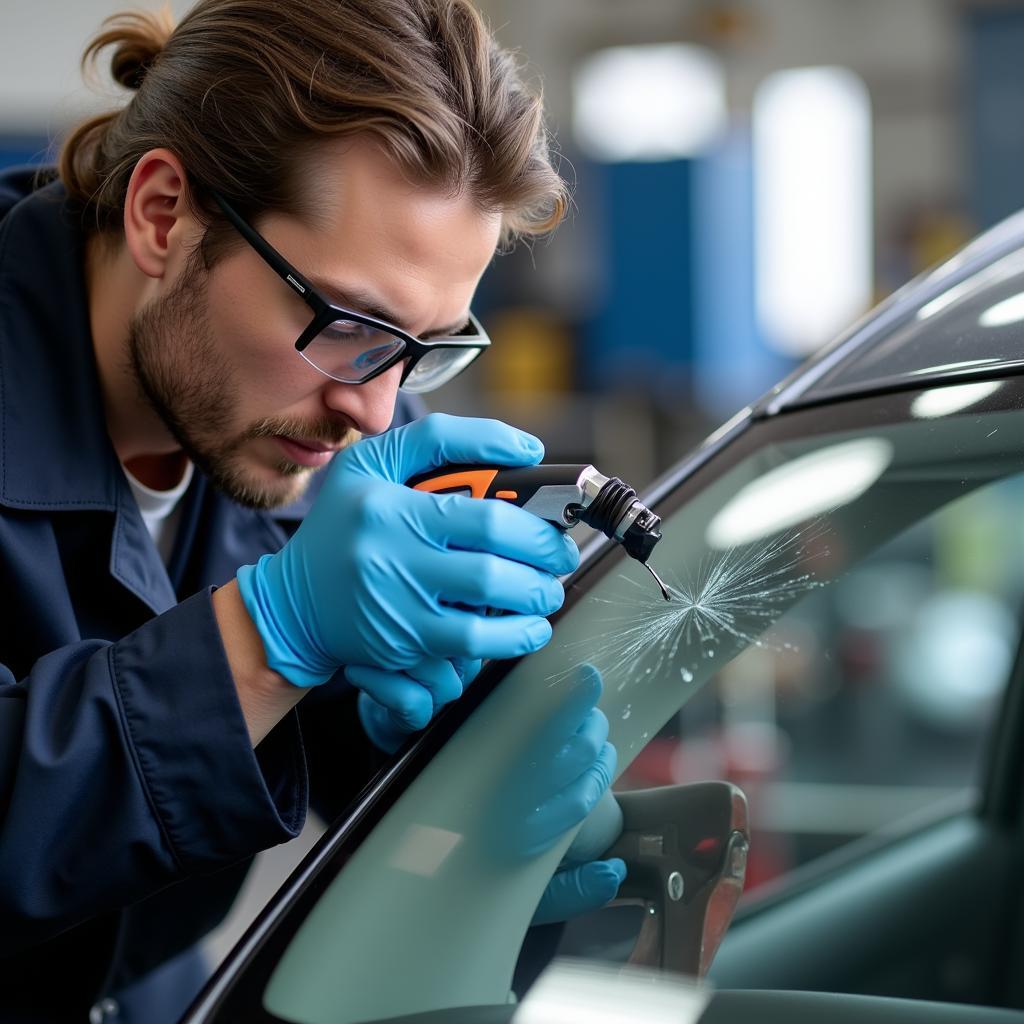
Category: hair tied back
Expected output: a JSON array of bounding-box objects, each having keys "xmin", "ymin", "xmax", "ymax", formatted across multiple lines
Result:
[{"xmin": 84, "ymin": 5, "xmax": 176, "ymax": 91}]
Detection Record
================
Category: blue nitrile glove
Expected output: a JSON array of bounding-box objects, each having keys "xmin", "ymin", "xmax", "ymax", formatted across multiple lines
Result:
[
  {"xmin": 502, "ymin": 663, "xmax": 624, "ymax": 922},
  {"xmin": 237, "ymin": 414, "xmax": 580, "ymax": 690},
  {"xmin": 532, "ymin": 788, "xmax": 626, "ymax": 924},
  {"xmin": 532, "ymin": 857, "xmax": 627, "ymax": 926},
  {"xmin": 485, "ymin": 663, "xmax": 623, "ymax": 923},
  {"xmin": 505, "ymin": 664, "xmax": 617, "ymax": 859},
  {"xmin": 355, "ymin": 657, "xmax": 482, "ymax": 753}
]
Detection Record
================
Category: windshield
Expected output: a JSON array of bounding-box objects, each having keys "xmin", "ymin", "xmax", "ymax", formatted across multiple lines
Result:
[{"xmin": 199, "ymin": 377, "xmax": 1024, "ymax": 1024}]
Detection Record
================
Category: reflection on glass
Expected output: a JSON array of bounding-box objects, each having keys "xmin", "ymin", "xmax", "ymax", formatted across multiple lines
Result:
[
  {"xmin": 907, "ymin": 358, "xmax": 1002, "ymax": 377},
  {"xmin": 515, "ymin": 959, "xmax": 710, "ymax": 1024},
  {"xmin": 910, "ymin": 381, "xmax": 1002, "ymax": 419},
  {"xmin": 916, "ymin": 279, "xmax": 978, "ymax": 321},
  {"xmin": 893, "ymin": 590, "xmax": 1013, "ymax": 730},
  {"xmin": 704, "ymin": 438, "xmax": 893, "ymax": 549},
  {"xmin": 980, "ymin": 291, "xmax": 1024, "ymax": 328},
  {"xmin": 916, "ymin": 250, "xmax": 1024, "ymax": 321}
]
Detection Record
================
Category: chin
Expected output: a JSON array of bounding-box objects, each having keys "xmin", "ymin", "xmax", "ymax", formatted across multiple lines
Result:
[{"xmin": 211, "ymin": 456, "xmax": 316, "ymax": 511}]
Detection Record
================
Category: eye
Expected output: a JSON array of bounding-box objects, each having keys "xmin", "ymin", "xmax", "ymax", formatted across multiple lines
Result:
[{"xmin": 321, "ymin": 319, "xmax": 366, "ymax": 342}]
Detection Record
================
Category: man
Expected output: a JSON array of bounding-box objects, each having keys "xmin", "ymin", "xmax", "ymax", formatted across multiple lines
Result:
[{"xmin": 0, "ymin": 1, "xmax": 623, "ymax": 1019}]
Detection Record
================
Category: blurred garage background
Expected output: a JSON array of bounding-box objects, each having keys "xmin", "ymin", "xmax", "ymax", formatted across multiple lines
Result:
[
  {"xmin": 4, "ymin": 0, "xmax": 1023, "ymax": 955},
  {"xmin": 6, "ymin": 0, "xmax": 1009, "ymax": 481}
]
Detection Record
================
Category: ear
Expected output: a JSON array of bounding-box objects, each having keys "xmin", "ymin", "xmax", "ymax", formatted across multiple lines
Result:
[{"xmin": 123, "ymin": 149, "xmax": 200, "ymax": 280}]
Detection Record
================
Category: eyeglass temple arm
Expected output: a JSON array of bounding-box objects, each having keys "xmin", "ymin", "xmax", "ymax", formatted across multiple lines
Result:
[{"xmin": 210, "ymin": 192, "xmax": 325, "ymax": 316}]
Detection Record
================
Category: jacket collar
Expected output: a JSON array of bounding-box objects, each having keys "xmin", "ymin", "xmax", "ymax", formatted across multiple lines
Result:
[
  {"xmin": 0, "ymin": 180, "xmax": 122, "ymax": 510},
  {"xmin": 0, "ymin": 181, "xmax": 183, "ymax": 613}
]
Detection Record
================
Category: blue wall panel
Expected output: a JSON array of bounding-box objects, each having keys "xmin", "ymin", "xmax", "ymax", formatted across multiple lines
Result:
[
  {"xmin": 582, "ymin": 159, "xmax": 693, "ymax": 402},
  {"xmin": 691, "ymin": 129, "xmax": 793, "ymax": 419},
  {"xmin": 968, "ymin": 10, "xmax": 1024, "ymax": 229},
  {"xmin": 0, "ymin": 136, "xmax": 52, "ymax": 172}
]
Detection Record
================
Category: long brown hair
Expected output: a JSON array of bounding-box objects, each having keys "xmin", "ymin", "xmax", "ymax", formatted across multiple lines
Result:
[{"xmin": 59, "ymin": 0, "xmax": 567, "ymax": 258}]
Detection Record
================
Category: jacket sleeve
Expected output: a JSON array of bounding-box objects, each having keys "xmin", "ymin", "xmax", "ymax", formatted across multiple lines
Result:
[
  {"xmin": 299, "ymin": 678, "xmax": 388, "ymax": 824},
  {"xmin": 0, "ymin": 588, "xmax": 307, "ymax": 956}
]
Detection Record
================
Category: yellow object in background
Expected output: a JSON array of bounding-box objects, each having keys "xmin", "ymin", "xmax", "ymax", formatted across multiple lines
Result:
[{"xmin": 482, "ymin": 308, "xmax": 574, "ymax": 412}]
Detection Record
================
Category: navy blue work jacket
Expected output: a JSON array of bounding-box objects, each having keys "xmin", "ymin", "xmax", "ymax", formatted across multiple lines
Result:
[{"xmin": 0, "ymin": 169, "xmax": 424, "ymax": 1019}]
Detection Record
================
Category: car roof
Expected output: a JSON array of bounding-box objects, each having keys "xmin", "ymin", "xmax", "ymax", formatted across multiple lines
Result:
[{"xmin": 754, "ymin": 208, "xmax": 1024, "ymax": 415}]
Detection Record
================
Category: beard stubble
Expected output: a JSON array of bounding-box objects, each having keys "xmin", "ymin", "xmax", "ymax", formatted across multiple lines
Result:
[{"xmin": 125, "ymin": 259, "xmax": 358, "ymax": 510}]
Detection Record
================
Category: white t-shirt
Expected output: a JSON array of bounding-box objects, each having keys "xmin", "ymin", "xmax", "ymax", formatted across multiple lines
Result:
[{"xmin": 123, "ymin": 461, "xmax": 195, "ymax": 565}]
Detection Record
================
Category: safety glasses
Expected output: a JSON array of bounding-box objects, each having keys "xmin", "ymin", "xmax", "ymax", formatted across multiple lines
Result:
[{"xmin": 211, "ymin": 193, "xmax": 490, "ymax": 394}]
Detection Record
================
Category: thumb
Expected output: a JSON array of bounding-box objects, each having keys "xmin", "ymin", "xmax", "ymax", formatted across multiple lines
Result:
[
  {"xmin": 531, "ymin": 858, "xmax": 627, "ymax": 926},
  {"xmin": 346, "ymin": 413, "xmax": 545, "ymax": 483},
  {"xmin": 345, "ymin": 665, "xmax": 434, "ymax": 730}
]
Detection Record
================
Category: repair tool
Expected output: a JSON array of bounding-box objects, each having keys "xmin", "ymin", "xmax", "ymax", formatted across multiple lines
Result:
[{"xmin": 408, "ymin": 463, "xmax": 672, "ymax": 600}]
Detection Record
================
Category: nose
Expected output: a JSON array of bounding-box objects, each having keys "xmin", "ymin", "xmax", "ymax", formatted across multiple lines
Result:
[{"xmin": 320, "ymin": 361, "xmax": 404, "ymax": 436}]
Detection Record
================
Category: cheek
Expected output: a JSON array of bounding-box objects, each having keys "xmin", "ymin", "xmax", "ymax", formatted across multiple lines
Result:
[{"xmin": 207, "ymin": 269, "xmax": 318, "ymax": 402}]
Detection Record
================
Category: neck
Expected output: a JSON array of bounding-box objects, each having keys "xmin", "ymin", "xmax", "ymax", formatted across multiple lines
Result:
[{"xmin": 85, "ymin": 234, "xmax": 185, "ymax": 486}]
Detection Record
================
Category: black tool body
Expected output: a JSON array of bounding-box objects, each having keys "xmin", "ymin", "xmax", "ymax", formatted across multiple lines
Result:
[
  {"xmin": 407, "ymin": 462, "xmax": 672, "ymax": 599},
  {"xmin": 407, "ymin": 463, "xmax": 594, "ymax": 526}
]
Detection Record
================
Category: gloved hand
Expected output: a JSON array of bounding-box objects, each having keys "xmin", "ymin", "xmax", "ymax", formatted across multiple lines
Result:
[
  {"xmin": 509, "ymin": 664, "xmax": 617, "ymax": 858},
  {"xmin": 488, "ymin": 664, "xmax": 624, "ymax": 921},
  {"xmin": 533, "ymin": 787, "xmax": 627, "ymax": 924},
  {"xmin": 356, "ymin": 656, "xmax": 482, "ymax": 753},
  {"xmin": 237, "ymin": 414, "xmax": 580, "ymax": 690},
  {"xmin": 532, "ymin": 857, "xmax": 627, "ymax": 926}
]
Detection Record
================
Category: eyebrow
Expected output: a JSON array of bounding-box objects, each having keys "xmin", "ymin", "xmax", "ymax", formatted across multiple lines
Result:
[{"xmin": 308, "ymin": 275, "xmax": 471, "ymax": 339}]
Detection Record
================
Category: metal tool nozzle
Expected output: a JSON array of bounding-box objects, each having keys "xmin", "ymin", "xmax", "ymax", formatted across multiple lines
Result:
[{"xmin": 644, "ymin": 561, "xmax": 673, "ymax": 602}]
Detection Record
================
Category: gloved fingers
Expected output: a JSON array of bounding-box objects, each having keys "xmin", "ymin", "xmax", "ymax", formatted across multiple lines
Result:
[
  {"xmin": 545, "ymin": 707, "xmax": 611, "ymax": 791},
  {"xmin": 357, "ymin": 690, "xmax": 408, "ymax": 754},
  {"xmin": 530, "ymin": 858, "xmax": 628, "ymax": 927},
  {"xmin": 452, "ymin": 657, "xmax": 482, "ymax": 687},
  {"xmin": 533, "ymin": 708, "xmax": 610, "ymax": 796},
  {"xmin": 405, "ymin": 656, "xmax": 466, "ymax": 708},
  {"xmin": 357, "ymin": 656, "xmax": 483, "ymax": 754},
  {"xmin": 563, "ymin": 788, "xmax": 625, "ymax": 865},
  {"xmin": 573, "ymin": 740, "xmax": 617, "ymax": 812},
  {"xmin": 531, "ymin": 664, "xmax": 604, "ymax": 757},
  {"xmin": 350, "ymin": 413, "xmax": 545, "ymax": 484},
  {"xmin": 344, "ymin": 664, "xmax": 436, "ymax": 731},
  {"xmin": 526, "ymin": 740, "xmax": 617, "ymax": 844},
  {"xmin": 427, "ymin": 608, "xmax": 553, "ymax": 662},
  {"xmin": 427, "ymin": 493, "xmax": 579, "ymax": 578},
  {"xmin": 349, "ymin": 656, "xmax": 467, "ymax": 718},
  {"xmin": 437, "ymin": 551, "xmax": 565, "ymax": 617}
]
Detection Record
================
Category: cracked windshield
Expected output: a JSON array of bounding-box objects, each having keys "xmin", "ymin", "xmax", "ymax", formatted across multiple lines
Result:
[
  {"xmin": 555, "ymin": 393, "xmax": 1024, "ymax": 903},
  {"xmin": 264, "ymin": 385, "xmax": 1024, "ymax": 1024}
]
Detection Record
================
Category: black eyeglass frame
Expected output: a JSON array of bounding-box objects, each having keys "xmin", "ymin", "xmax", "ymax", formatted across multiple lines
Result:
[{"xmin": 210, "ymin": 192, "xmax": 490, "ymax": 390}]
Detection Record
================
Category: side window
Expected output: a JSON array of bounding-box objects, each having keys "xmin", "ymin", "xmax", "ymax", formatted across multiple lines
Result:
[{"xmin": 616, "ymin": 473, "xmax": 1024, "ymax": 899}]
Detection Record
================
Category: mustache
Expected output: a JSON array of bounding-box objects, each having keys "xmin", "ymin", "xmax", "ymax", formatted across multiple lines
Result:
[{"xmin": 243, "ymin": 416, "xmax": 362, "ymax": 449}]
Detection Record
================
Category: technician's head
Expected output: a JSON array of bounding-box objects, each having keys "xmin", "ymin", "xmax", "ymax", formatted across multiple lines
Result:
[{"xmin": 62, "ymin": 0, "xmax": 566, "ymax": 509}]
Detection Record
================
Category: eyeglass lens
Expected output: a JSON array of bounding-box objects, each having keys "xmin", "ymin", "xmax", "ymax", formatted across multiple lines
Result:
[
  {"xmin": 300, "ymin": 317, "xmax": 482, "ymax": 391},
  {"xmin": 299, "ymin": 318, "xmax": 405, "ymax": 383},
  {"xmin": 401, "ymin": 345, "xmax": 482, "ymax": 393}
]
